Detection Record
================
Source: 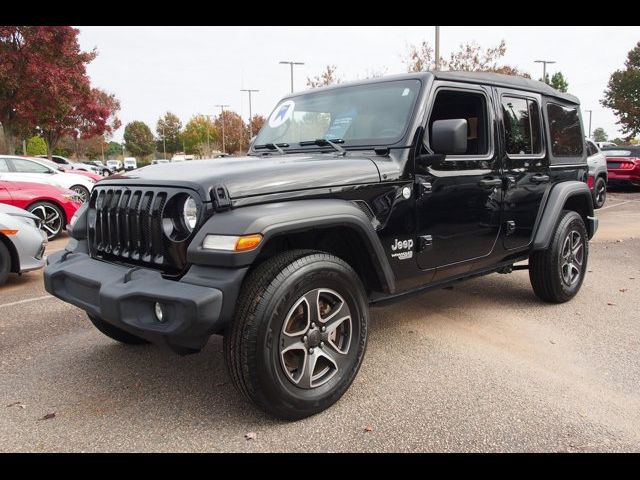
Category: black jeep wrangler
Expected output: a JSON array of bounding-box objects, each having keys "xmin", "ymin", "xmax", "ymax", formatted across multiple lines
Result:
[{"xmin": 44, "ymin": 72, "xmax": 597, "ymax": 419}]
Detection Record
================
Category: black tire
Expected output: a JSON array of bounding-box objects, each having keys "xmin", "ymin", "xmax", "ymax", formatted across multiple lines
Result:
[
  {"xmin": 27, "ymin": 201, "xmax": 65, "ymax": 240},
  {"xmin": 0, "ymin": 241, "xmax": 11, "ymax": 286},
  {"xmin": 70, "ymin": 185, "xmax": 90, "ymax": 203},
  {"xmin": 224, "ymin": 250, "xmax": 369, "ymax": 420},
  {"xmin": 87, "ymin": 313, "xmax": 149, "ymax": 345},
  {"xmin": 529, "ymin": 210, "xmax": 588, "ymax": 303},
  {"xmin": 593, "ymin": 176, "xmax": 607, "ymax": 209}
]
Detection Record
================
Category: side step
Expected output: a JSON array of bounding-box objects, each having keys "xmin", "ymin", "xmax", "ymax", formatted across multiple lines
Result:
[{"xmin": 497, "ymin": 264, "xmax": 529, "ymax": 274}]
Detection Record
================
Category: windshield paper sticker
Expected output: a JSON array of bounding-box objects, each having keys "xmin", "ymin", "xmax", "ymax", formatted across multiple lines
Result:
[
  {"xmin": 325, "ymin": 108, "xmax": 357, "ymax": 140},
  {"xmin": 269, "ymin": 100, "xmax": 295, "ymax": 128}
]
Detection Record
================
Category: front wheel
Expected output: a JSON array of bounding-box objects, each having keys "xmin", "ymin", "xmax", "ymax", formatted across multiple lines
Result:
[
  {"xmin": 529, "ymin": 210, "xmax": 588, "ymax": 303},
  {"xmin": 70, "ymin": 185, "xmax": 90, "ymax": 203},
  {"xmin": 224, "ymin": 250, "xmax": 369, "ymax": 420}
]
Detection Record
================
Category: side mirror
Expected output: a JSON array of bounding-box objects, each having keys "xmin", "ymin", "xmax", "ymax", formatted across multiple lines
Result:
[{"xmin": 431, "ymin": 119, "xmax": 468, "ymax": 155}]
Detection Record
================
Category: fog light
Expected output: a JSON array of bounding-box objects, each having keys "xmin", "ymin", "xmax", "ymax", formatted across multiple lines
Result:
[{"xmin": 154, "ymin": 302, "xmax": 165, "ymax": 322}]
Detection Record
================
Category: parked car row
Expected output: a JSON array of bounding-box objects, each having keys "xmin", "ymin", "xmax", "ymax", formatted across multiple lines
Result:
[{"xmin": 0, "ymin": 155, "xmax": 89, "ymax": 241}]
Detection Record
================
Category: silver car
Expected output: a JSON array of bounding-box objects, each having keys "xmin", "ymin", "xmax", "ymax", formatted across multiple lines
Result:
[
  {"xmin": 0, "ymin": 203, "xmax": 47, "ymax": 286},
  {"xmin": 586, "ymin": 138, "xmax": 607, "ymax": 209}
]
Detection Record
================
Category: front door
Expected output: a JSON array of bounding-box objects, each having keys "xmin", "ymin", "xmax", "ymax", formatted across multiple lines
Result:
[
  {"xmin": 496, "ymin": 88, "xmax": 550, "ymax": 250},
  {"xmin": 416, "ymin": 83, "xmax": 503, "ymax": 278}
]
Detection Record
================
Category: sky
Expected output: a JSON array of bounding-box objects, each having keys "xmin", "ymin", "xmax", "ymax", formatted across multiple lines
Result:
[{"xmin": 76, "ymin": 26, "xmax": 638, "ymax": 142}]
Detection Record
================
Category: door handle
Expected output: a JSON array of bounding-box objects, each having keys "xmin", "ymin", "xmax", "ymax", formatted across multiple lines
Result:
[
  {"xmin": 531, "ymin": 174, "xmax": 550, "ymax": 184},
  {"xmin": 478, "ymin": 178, "xmax": 503, "ymax": 188}
]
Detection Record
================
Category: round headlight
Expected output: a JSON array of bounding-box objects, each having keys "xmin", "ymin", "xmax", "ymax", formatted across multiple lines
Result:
[{"xmin": 182, "ymin": 196, "xmax": 198, "ymax": 231}]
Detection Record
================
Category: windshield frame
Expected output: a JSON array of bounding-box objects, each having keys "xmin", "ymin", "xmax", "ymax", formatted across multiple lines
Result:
[{"xmin": 251, "ymin": 77, "xmax": 425, "ymax": 153}]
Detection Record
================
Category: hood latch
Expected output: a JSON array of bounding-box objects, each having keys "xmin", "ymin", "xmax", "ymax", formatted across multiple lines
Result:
[{"xmin": 211, "ymin": 185, "xmax": 232, "ymax": 211}]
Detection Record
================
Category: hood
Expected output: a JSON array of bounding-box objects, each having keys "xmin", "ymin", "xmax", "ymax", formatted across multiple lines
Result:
[
  {"xmin": 102, "ymin": 154, "xmax": 381, "ymax": 199},
  {"xmin": 0, "ymin": 202, "xmax": 39, "ymax": 219}
]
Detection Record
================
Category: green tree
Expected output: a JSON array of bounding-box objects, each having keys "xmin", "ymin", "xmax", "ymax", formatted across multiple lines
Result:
[
  {"xmin": 106, "ymin": 141, "xmax": 122, "ymax": 158},
  {"xmin": 592, "ymin": 127, "xmax": 608, "ymax": 142},
  {"xmin": 25, "ymin": 135, "xmax": 47, "ymax": 155},
  {"xmin": 182, "ymin": 115, "xmax": 218, "ymax": 157},
  {"xmin": 156, "ymin": 111, "xmax": 182, "ymax": 155},
  {"xmin": 307, "ymin": 65, "xmax": 342, "ymax": 88},
  {"xmin": 124, "ymin": 121, "xmax": 155, "ymax": 158},
  {"xmin": 601, "ymin": 42, "xmax": 640, "ymax": 140},
  {"xmin": 550, "ymin": 71, "xmax": 569, "ymax": 92}
]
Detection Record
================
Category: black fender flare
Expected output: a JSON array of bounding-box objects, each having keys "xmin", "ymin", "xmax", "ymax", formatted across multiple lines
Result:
[
  {"xmin": 532, "ymin": 181, "xmax": 597, "ymax": 251},
  {"xmin": 187, "ymin": 199, "xmax": 396, "ymax": 293}
]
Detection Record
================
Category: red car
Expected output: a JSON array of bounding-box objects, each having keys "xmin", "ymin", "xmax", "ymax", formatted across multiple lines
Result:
[
  {"xmin": 602, "ymin": 146, "xmax": 640, "ymax": 188},
  {"xmin": 0, "ymin": 180, "xmax": 82, "ymax": 240}
]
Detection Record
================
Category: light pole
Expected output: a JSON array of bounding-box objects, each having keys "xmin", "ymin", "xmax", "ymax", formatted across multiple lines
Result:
[
  {"xmin": 121, "ymin": 143, "xmax": 125, "ymax": 160},
  {"xmin": 279, "ymin": 61, "xmax": 305, "ymax": 93},
  {"xmin": 585, "ymin": 109, "xmax": 593, "ymax": 138},
  {"xmin": 215, "ymin": 104, "xmax": 230, "ymax": 153},
  {"xmin": 534, "ymin": 60, "xmax": 556, "ymax": 84},
  {"xmin": 241, "ymin": 89, "xmax": 260, "ymax": 138},
  {"xmin": 434, "ymin": 26, "xmax": 440, "ymax": 71}
]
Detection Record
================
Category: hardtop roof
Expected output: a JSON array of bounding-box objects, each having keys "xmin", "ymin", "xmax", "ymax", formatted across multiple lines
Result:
[{"xmin": 287, "ymin": 71, "xmax": 580, "ymax": 104}]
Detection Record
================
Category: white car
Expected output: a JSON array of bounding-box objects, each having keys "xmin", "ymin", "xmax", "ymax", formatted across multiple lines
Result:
[
  {"xmin": 0, "ymin": 156, "xmax": 95, "ymax": 203},
  {"xmin": 123, "ymin": 157, "xmax": 137, "ymax": 170},
  {"xmin": 0, "ymin": 203, "xmax": 47, "ymax": 286},
  {"xmin": 585, "ymin": 139, "xmax": 608, "ymax": 209},
  {"xmin": 106, "ymin": 160, "xmax": 122, "ymax": 172},
  {"xmin": 37, "ymin": 154, "xmax": 101, "ymax": 175},
  {"xmin": 595, "ymin": 141, "xmax": 617, "ymax": 149}
]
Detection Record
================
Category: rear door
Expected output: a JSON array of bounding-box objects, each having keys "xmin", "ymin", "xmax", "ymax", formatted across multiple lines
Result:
[{"xmin": 496, "ymin": 88, "xmax": 549, "ymax": 250}]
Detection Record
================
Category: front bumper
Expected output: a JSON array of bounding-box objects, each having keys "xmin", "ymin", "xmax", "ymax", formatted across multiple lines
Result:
[{"xmin": 44, "ymin": 248, "xmax": 245, "ymax": 352}]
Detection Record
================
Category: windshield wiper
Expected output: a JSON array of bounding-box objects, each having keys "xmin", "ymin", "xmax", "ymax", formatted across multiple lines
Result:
[
  {"xmin": 254, "ymin": 143, "xmax": 289, "ymax": 155},
  {"xmin": 299, "ymin": 138, "xmax": 346, "ymax": 155}
]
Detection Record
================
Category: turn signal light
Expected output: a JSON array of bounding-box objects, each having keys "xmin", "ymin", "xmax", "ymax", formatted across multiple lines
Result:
[
  {"xmin": 0, "ymin": 229, "xmax": 18, "ymax": 235},
  {"xmin": 235, "ymin": 234, "xmax": 263, "ymax": 252}
]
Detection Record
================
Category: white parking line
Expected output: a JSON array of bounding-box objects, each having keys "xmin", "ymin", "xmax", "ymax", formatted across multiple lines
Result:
[
  {"xmin": 599, "ymin": 201, "xmax": 632, "ymax": 211},
  {"xmin": 0, "ymin": 295, "xmax": 53, "ymax": 309}
]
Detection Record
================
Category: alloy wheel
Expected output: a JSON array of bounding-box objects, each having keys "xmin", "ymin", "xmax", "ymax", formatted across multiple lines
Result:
[
  {"xmin": 30, "ymin": 204, "xmax": 62, "ymax": 239},
  {"xmin": 279, "ymin": 288, "xmax": 353, "ymax": 389},
  {"xmin": 560, "ymin": 230, "xmax": 584, "ymax": 286}
]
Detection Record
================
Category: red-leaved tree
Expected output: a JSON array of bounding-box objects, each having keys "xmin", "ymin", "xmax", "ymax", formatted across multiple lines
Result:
[{"xmin": 0, "ymin": 26, "xmax": 120, "ymax": 157}]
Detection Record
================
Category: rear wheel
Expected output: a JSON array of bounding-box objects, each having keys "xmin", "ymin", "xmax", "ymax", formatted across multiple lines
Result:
[
  {"xmin": 70, "ymin": 185, "xmax": 89, "ymax": 203},
  {"xmin": 593, "ymin": 176, "xmax": 607, "ymax": 209},
  {"xmin": 27, "ymin": 201, "xmax": 65, "ymax": 240},
  {"xmin": 87, "ymin": 313, "xmax": 149, "ymax": 345},
  {"xmin": 0, "ymin": 241, "xmax": 11, "ymax": 286},
  {"xmin": 529, "ymin": 210, "xmax": 588, "ymax": 303},
  {"xmin": 224, "ymin": 250, "xmax": 369, "ymax": 420}
]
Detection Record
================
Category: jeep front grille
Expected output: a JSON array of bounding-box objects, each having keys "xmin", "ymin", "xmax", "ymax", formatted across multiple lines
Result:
[{"xmin": 88, "ymin": 185, "xmax": 200, "ymax": 275}]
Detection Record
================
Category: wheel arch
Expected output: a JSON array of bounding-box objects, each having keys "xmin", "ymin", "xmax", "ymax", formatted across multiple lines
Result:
[
  {"xmin": 532, "ymin": 181, "xmax": 596, "ymax": 251},
  {"xmin": 187, "ymin": 199, "xmax": 396, "ymax": 294},
  {"xmin": 0, "ymin": 233, "xmax": 20, "ymax": 273}
]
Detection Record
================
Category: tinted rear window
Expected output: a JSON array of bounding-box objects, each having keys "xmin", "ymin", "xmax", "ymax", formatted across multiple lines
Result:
[{"xmin": 547, "ymin": 103, "xmax": 583, "ymax": 157}]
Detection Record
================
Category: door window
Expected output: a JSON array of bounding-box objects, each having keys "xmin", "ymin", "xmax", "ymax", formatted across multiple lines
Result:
[
  {"xmin": 428, "ymin": 89, "xmax": 490, "ymax": 156},
  {"xmin": 501, "ymin": 96, "xmax": 542, "ymax": 155},
  {"xmin": 11, "ymin": 158, "xmax": 50, "ymax": 173},
  {"xmin": 0, "ymin": 158, "xmax": 9, "ymax": 172}
]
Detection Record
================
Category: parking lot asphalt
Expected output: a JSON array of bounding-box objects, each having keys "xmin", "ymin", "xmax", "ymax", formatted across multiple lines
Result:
[{"xmin": 1, "ymin": 191, "xmax": 639, "ymax": 452}]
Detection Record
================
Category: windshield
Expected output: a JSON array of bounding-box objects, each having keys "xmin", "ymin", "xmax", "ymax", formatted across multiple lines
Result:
[{"xmin": 254, "ymin": 79, "xmax": 421, "ymax": 149}]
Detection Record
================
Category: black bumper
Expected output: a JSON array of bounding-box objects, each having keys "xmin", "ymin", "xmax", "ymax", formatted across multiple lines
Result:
[{"xmin": 44, "ymin": 250, "xmax": 246, "ymax": 352}]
